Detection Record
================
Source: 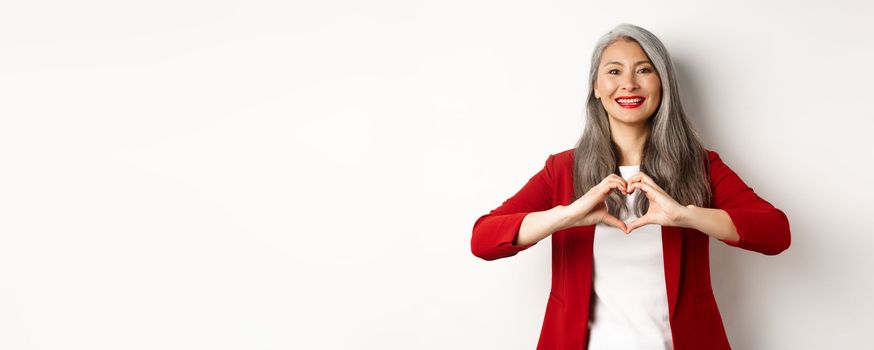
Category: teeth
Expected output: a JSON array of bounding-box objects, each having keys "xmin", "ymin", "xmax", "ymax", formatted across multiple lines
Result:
[{"xmin": 616, "ymin": 98, "xmax": 643, "ymax": 104}]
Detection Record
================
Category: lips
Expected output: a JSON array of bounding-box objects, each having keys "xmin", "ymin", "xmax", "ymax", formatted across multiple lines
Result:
[{"xmin": 615, "ymin": 96, "xmax": 645, "ymax": 108}]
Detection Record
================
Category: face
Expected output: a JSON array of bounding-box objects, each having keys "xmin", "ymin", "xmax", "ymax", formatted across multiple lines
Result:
[{"xmin": 593, "ymin": 40, "xmax": 662, "ymax": 127}]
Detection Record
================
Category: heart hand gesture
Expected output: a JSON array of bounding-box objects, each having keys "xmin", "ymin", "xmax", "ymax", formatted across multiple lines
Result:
[
  {"xmin": 560, "ymin": 174, "xmax": 630, "ymax": 233},
  {"xmin": 624, "ymin": 172, "xmax": 687, "ymax": 233}
]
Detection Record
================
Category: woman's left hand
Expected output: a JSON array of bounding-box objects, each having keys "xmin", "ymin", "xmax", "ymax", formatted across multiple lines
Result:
[{"xmin": 624, "ymin": 172, "xmax": 689, "ymax": 233}]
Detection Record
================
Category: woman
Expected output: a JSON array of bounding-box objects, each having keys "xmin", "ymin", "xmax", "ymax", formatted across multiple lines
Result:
[{"xmin": 470, "ymin": 23, "xmax": 791, "ymax": 350}]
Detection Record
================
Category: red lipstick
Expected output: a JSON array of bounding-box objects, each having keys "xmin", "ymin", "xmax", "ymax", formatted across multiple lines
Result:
[{"xmin": 614, "ymin": 95, "xmax": 645, "ymax": 109}]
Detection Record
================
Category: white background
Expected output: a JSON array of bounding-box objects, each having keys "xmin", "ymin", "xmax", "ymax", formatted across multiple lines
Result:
[{"xmin": 1, "ymin": 0, "xmax": 872, "ymax": 349}]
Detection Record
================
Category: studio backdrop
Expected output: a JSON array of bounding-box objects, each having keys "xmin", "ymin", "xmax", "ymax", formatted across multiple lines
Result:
[{"xmin": 0, "ymin": 0, "xmax": 872, "ymax": 349}]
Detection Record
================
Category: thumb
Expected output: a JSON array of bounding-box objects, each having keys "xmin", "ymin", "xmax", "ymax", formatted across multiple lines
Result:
[
  {"xmin": 601, "ymin": 214, "xmax": 628, "ymax": 233},
  {"xmin": 625, "ymin": 215, "xmax": 651, "ymax": 233}
]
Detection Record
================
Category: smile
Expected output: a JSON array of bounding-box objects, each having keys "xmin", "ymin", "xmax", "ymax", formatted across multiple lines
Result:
[{"xmin": 615, "ymin": 96, "xmax": 645, "ymax": 109}]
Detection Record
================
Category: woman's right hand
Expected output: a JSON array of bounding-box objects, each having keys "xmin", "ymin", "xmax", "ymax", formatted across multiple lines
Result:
[{"xmin": 559, "ymin": 174, "xmax": 630, "ymax": 233}]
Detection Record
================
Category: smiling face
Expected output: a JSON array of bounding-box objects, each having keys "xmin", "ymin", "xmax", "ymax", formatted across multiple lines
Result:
[{"xmin": 593, "ymin": 39, "xmax": 662, "ymax": 127}]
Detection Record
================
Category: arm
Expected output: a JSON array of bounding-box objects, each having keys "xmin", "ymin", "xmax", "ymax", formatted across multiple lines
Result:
[
  {"xmin": 471, "ymin": 154, "xmax": 560, "ymax": 261},
  {"xmin": 677, "ymin": 205, "xmax": 740, "ymax": 243},
  {"xmin": 515, "ymin": 206, "xmax": 570, "ymax": 246},
  {"xmin": 695, "ymin": 150, "xmax": 792, "ymax": 255}
]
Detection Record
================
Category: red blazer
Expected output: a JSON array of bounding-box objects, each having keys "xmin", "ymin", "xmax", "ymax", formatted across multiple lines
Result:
[{"xmin": 471, "ymin": 148, "xmax": 791, "ymax": 350}]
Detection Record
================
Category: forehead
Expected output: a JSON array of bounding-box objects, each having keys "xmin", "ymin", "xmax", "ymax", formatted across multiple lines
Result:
[{"xmin": 601, "ymin": 40, "xmax": 651, "ymax": 66}]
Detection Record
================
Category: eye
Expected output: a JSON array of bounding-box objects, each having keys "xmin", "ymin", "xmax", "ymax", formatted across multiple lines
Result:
[
  {"xmin": 608, "ymin": 69, "xmax": 619, "ymax": 75},
  {"xmin": 638, "ymin": 67, "xmax": 652, "ymax": 73}
]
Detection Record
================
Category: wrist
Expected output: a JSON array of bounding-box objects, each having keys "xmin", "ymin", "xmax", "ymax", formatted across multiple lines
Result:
[
  {"xmin": 550, "ymin": 205, "xmax": 573, "ymax": 231},
  {"xmin": 677, "ymin": 204, "xmax": 698, "ymax": 229}
]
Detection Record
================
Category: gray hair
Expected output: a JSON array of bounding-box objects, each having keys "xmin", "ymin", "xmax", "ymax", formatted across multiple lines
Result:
[{"xmin": 573, "ymin": 23, "xmax": 712, "ymax": 219}]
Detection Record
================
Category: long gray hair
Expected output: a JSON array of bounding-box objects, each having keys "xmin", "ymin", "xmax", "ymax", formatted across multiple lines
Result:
[{"xmin": 573, "ymin": 23, "xmax": 712, "ymax": 220}]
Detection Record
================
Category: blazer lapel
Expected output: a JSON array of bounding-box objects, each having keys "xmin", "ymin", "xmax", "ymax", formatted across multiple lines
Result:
[{"xmin": 661, "ymin": 225, "xmax": 683, "ymax": 320}]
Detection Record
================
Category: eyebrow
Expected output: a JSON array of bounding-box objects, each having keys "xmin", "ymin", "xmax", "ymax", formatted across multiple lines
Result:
[{"xmin": 603, "ymin": 60, "xmax": 652, "ymax": 67}]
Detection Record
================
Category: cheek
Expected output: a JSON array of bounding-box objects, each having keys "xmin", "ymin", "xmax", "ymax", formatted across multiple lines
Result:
[
  {"xmin": 597, "ymin": 78, "xmax": 617, "ymax": 91},
  {"xmin": 646, "ymin": 77, "xmax": 661, "ymax": 91},
  {"xmin": 647, "ymin": 79, "xmax": 662, "ymax": 102}
]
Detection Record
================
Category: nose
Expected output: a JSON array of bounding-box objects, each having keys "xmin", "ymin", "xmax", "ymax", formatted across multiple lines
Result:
[{"xmin": 620, "ymin": 72, "xmax": 639, "ymax": 91}]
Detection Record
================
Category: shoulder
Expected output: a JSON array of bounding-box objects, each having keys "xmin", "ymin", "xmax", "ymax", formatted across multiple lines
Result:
[
  {"xmin": 705, "ymin": 148, "xmax": 730, "ymax": 168},
  {"xmin": 554, "ymin": 147, "xmax": 575, "ymax": 161},
  {"xmin": 526, "ymin": 148, "xmax": 575, "ymax": 174},
  {"xmin": 552, "ymin": 147, "xmax": 720, "ymax": 164},
  {"xmin": 705, "ymin": 148, "xmax": 718, "ymax": 162},
  {"xmin": 548, "ymin": 147, "xmax": 723, "ymax": 171},
  {"xmin": 548, "ymin": 148, "xmax": 575, "ymax": 170},
  {"xmin": 553, "ymin": 147, "xmax": 719, "ymax": 161},
  {"xmin": 536, "ymin": 148, "xmax": 575, "ymax": 180}
]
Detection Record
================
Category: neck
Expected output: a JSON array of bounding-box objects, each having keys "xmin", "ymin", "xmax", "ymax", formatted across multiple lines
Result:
[{"xmin": 609, "ymin": 120, "xmax": 649, "ymax": 166}]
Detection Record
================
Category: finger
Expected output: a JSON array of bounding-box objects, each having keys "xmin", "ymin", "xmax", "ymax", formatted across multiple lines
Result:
[
  {"xmin": 609, "ymin": 179, "xmax": 629, "ymax": 195},
  {"xmin": 628, "ymin": 171, "xmax": 652, "ymax": 181},
  {"xmin": 573, "ymin": 181, "xmax": 624, "ymax": 213},
  {"xmin": 628, "ymin": 182, "xmax": 658, "ymax": 198},
  {"xmin": 600, "ymin": 175, "xmax": 629, "ymax": 193},
  {"xmin": 626, "ymin": 215, "xmax": 652, "ymax": 232},
  {"xmin": 625, "ymin": 175, "xmax": 642, "ymax": 193},
  {"xmin": 627, "ymin": 172, "xmax": 652, "ymax": 186},
  {"xmin": 628, "ymin": 172, "xmax": 664, "ymax": 193},
  {"xmin": 601, "ymin": 214, "xmax": 628, "ymax": 233},
  {"xmin": 626, "ymin": 173, "xmax": 647, "ymax": 187},
  {"xmin": 606, "ymin": 173, "xmax": 627, "ymax": 182},
  {"xmin": 597, "ymin": 179, "xmax": 628, "ymax": 196}
]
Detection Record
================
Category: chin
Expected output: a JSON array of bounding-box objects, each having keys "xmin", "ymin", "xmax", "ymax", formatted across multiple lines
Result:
[{"xmin": 616, "ymin": 114, "xmax": 650, "ymax": 125}]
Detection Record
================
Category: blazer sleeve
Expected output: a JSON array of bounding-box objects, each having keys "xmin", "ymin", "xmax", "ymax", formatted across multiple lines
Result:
[
  {"xmin": 709, "ymin": 150, "xmax": 791, "ymax": 255},
  {"xmin": 471, "ymin": 153, "xmax": 556, "ymax": 261}
]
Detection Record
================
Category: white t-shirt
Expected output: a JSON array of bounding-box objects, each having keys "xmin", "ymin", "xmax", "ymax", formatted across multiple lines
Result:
[{"xmin": 587, "ymin": 164, "xmax": 674, "ymax": 350}]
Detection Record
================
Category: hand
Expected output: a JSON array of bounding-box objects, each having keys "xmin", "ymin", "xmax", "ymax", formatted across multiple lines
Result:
[
  {"xmin": 561, "ymin": 174, "xmax": 630, "ymax": 233},
  {"xmin": 625, "ymin": 172, "xmax": 688, "ymax": 233}
]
